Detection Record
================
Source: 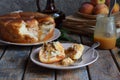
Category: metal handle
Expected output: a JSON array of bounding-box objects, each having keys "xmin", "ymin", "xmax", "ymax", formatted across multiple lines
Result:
[
  {"xmin": 86, "ymin": 42, "xmax": 100, "ymax": 52},
  {"xmin": 108, "ymin": 0, "xmax": 116, "ymax": 17}
]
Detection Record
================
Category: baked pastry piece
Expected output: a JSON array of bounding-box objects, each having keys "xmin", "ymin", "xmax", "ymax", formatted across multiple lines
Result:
[
  {"xmin": 62, "ymin": 57, "xmax": 74, "ymax": 66},
  {"xmin": 0, "ymin": 12, "xmax": 55, "ymax": 43},
  {"xmin": 65, "ymin": 43, "xmax": 84, "ymax": 60},
  {"xmin": 39, "ymin": 42, "xmax": 65, "ymax": 64}
]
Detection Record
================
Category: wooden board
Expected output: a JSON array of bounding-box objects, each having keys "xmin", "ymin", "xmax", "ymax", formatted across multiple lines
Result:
[
  {"xmin": 111, "ymin": 48, "xmax": 120, "ymax": 71},
  {"xmin": 81, "ymin": 36, "xmax": 120, "ymax": 80},
  {"xmin": 62, "ymin": 14, "xmax": 95, "ymax": 35},
  {"xmin": 23, "ymin": 46, "xmax": 55, "ymax": 80},
  {"xmin": 63, "ymin": 12, "xmax": 120, "ymax": 36},
  {"xmin": 0, "ymin": 46, "xmax": 6, "ymax": 58},
  {"xmin": 0, "ymin": 46, "xmax": 31, "ymax": 80},
  {"xmin": 89, "ymin": 50, "xmax": 120, "ymax": 80}
]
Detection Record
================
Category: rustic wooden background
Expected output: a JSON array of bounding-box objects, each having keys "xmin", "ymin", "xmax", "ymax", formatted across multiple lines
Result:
[{"xmin": 0, "ymin": 0, "xmax": 90, "ymax": 15}]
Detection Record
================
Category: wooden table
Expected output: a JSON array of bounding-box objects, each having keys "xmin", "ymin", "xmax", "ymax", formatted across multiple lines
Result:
[{"xmin": 0, "ymin": 32, "xmax": 120, "ymax": 80}]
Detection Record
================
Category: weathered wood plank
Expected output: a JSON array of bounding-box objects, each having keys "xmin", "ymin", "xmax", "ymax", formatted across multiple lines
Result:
[
  {"xmin": 81, "ymin": 36, "xmax": 120, "ymax": 80},
  {"xmin": 90, "ymin": 50, "xmax": 120, "ymax": 80},
  {"xmin": 23, "ymin": 46, "xmax": 55, "ymax": 80},
  {"xmin": 111, "ymin": 48, "xmax": 120, "ymax": 70},
  {"xmin": 56, "ymin": 34, "xmax": 89, "ymax": 80},
  {"xmin": 0, "ymin": 45, "xmax": 6, "ymax": 58},
  {"xmin": 56, "ymin": 68, "xmax": 89, "ymax": 80},
  {"xmin": 0, "ymin": 46, "xmax": 31, "ymax": 80},
  {"xmin": 80, "ymin": 35, "xmax": 93, "ymax": 46}
]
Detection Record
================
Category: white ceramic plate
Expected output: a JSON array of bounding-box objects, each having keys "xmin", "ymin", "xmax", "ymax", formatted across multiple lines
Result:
[
  {"xmin": 0, "ymin": 28, "xmax": 61, "ymax": 46},
  {"xmin": 30, "ymin": 43, "xmax": 99, "ymax": 69}
]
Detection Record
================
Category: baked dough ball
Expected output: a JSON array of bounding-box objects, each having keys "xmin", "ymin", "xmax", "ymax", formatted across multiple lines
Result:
[
  {"xmin": 65, "ymin": 43, "xmax": 84, "ymax": 60},
  {"xmin": 39, "ymin": 42, "xmax": 65, "ymax": 64}
]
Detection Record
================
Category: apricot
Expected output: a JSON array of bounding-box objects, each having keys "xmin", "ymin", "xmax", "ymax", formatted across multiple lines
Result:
[
  {"xmin": 79, "ymin": 2, "xmax": 94, "ymax": 14},
  {"xmin": 93, "ymin": 4, "xmax": 109, "ymax": 15},
  {"xmin": 112, "ymin": 3, "xmax": 119, "ymax": 13}
]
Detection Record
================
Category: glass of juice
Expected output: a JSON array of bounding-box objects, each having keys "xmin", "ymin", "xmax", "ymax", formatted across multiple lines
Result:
[{"xmin": 94, "ymin": 14, "xmax": 117, "ymax": 49}]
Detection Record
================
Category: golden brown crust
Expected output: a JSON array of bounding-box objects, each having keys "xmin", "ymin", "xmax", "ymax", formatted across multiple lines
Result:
[
  {"xmin": 0, "ymin": 12, "xmax": 55, "ymax": 43},
  {"xmin": 39, "ymin": 42, "xmax": 65, "ymax": 64},
  {"xmin": 36, "ymin": 16, "xmax": 54, "ymax": 23},
  {"xmin": 19, "ymin": 12, "xmax": 43, "ymax": 18},
  {"xmin": 42, "ymin": 29, "xmax": 54, "ymax": 41},
  {"xmin": 0, "ymin": 20, "xmax": 38, "ymax": 43},
  {"xmin": 0, "ymin": 13, "xmax": 21, "ymax": 19},
  {"xmin": 65, "ymin": 44, "xmax": 84, "ymax": 60}
]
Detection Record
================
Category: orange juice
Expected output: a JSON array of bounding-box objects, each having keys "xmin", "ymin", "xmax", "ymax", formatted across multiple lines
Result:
[
  {"xmin": 94, "ymin": 35, "xmax": 116, "ymax": 49},
  {"xmin": 94, "ymin": 14, "xmax": 117, "ymax": 49}
]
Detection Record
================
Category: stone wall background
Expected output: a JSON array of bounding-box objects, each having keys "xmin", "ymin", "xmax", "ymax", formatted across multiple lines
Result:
[
  {"xmin": 0, "ymin": 0, "xmax": 90, "ymax": 15},
  {"xmin": 0, "ymin": 0, "xmax": 119, "ymax": 16}
]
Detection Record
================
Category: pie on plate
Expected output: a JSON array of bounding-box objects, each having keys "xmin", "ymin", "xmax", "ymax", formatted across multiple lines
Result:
[
  {"xmin": 30, "ymin": 43, "xmax": 99, "ymax": 69},
  {"xmin": 0, "ymin": 28, "xmax": 61, "ymax": 46},
  {"xmin": 0, "ymin": 12, "xmax": 55, "ymax": 43}
]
